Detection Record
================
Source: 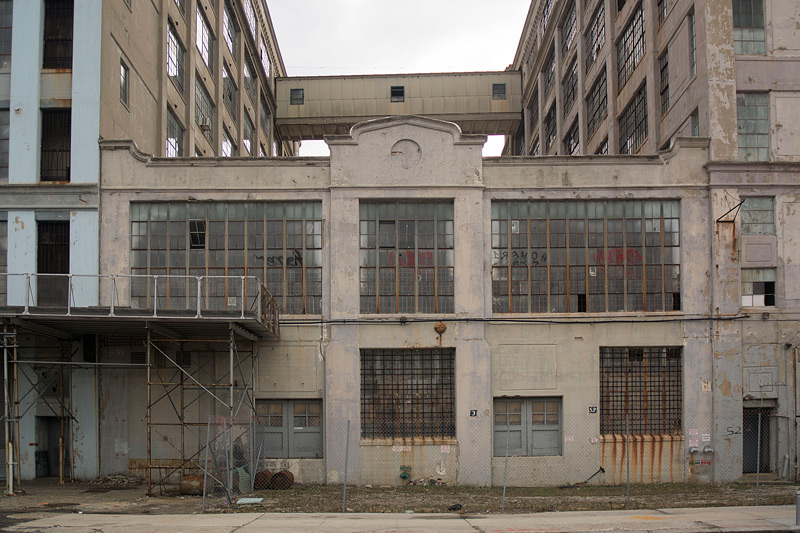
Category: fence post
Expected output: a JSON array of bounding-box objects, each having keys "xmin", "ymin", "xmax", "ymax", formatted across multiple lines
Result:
[
  {"xmin": 756, "ymin": 412, "xmax": 762, "ymax": 506},
  {"xmin": 249, "ymin": 414, "xmax": 255, "ymax": 493},
  {"xmin": 502, "ymin": 423, "xmax": 510, "ymax": 511},
  {"xmin": 202, "ymin": 420, "xmax": 211, "ymax": 514},
  {"xmin": 342, "ymin": 420, "xmax": 350, "ymax": 513},
  {"xmin": 626, "ymin": 414, "xmax": 630, "ymax": 510}
]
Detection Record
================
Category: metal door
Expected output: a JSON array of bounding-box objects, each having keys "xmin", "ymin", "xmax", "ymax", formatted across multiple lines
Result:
[{"xmin": 743, "ymin": 408, "xmax": 770, "ymax": 474}]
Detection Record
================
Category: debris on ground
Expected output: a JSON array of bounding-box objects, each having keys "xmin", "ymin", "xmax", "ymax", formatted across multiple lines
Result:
[
  {"xmin": 448, "ymin": 503, "xmax": 463, "ymax": 511},
  {"xmin": 235, "ymin": 497, "xmax": 263, "ymax": 505},
  {"xmin": 409, "ymin": 476, "xmax": 447, "ymax": 486},
  {"xmin": 88, "ymin": 473, "xmax": 145, "ymax": 487}
]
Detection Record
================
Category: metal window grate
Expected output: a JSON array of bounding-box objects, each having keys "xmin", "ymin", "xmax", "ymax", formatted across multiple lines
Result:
[
  {"xmin": 619, "ymin": 83, "xmax": 647, "ymax": 154},
  {"xmin": 617, "ymin": 6, "xmax": 645, "ymax": 89},
  {"xmin": 43, "ymin": 0, "xmax": 73, "ymax": 69},
  {"xmin": 0, "ymin": 0, "xmax": 12, "ymax": 69},
  {"xmin": 361, "ymin": 349, "xmax": 455, "ymax": 439},
  {"xmin": 0, "ymin": 109, "xmax": 8, "ymax": 180},
  {"xmin": 600, "ymin": 346, "xmax": 682, "ymax": 434},
  {"xmin": 37, "ymin": 221, "xmax": 69, "ymax": 307},
  {"xmin": 41, "ymin": 109, "xmax": 71, "ymax": 182}
]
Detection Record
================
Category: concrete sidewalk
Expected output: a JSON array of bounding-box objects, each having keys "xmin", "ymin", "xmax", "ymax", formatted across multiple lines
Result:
[{"xmin": 6, "ymin": 505, "xmax": 800, "ymax": 532}]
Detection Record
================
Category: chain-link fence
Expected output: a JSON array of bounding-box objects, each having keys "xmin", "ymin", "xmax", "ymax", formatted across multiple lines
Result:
[{"xmin": 200, "ymin": 409, "xmax": 792, "ymax": 512}]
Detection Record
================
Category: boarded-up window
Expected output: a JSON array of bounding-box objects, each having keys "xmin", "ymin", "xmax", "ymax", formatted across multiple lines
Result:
[{"xmin": 741, "ymin": 197, "xmax": 774, "ymax": 235}]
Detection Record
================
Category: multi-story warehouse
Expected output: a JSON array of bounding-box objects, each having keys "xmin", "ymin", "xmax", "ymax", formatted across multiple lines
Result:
[
  {"xmin": 0, "ymin": 0, "xmax": 290, "ymax": 485},
  {"xmin": 505, "ymin": 0, "xmax": 800, "ymax": 163},
  {"xmin": 1, "ymin": 0, "xmax": 799, "ymax": 494}
]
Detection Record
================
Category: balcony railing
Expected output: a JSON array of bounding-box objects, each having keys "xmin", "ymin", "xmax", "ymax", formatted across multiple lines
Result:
[{"xmin": 0, "ymin": 273, "xmax": 279, "ymax": 336}]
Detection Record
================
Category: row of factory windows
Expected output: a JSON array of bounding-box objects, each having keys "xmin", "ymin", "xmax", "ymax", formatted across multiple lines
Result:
[{"xmin": 220, "ymin": 346, "xmax": 683, "ymax": 458}]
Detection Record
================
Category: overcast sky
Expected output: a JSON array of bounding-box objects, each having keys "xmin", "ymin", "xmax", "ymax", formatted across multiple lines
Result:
[{"xmin": 267, "ymin": 0, "xmax": 532, "ymax": 156}]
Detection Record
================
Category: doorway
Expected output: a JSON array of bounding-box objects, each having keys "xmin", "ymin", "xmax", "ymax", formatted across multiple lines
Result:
[{"xmin": 743, "ymin": 408, "xmax": 771, "ymax": 474}]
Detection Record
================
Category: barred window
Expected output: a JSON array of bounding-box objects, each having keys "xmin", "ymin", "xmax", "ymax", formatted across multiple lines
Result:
[
  {"xmin": 243, "ymin": 57, "xmax": 255, "ymax": 104},
  {"xmin": 0, "ymin": 0, "xmax": 10, "ymax": 69},
  {"xmin": 194, "ymin": 77, "xmax": 214, "ymax": 143},
  {"xmin": 222, "ymin": 63, "xmax": 238, "ymax": 122},
  {"xmin": 586, "ymin": 69, "xmax": 607, "ymax": 138},
  {"xmin": 195, "ymin": 9, "xmax": 213, "ymax": 72},
  {"xmin": 40, "ymin": 108, "xmax": 71, "ymax": 182},
  {"xmin": 361, "ymin": 349, "xmax": 455, "ymax": 440},
  {"xmin": 222, "ymin": 2, "xmax": 237, "ymax": 56},
  {"xmin": 741, "ymin": 197, "xmax": 774, "ymax": 235},
  {"xmin": 617, "ymin": 6, "xmax": 645, "ymax": 89},
  {"xmin": 733, "ymin": 0, "xmax": 765, "ymax": 55},
  {"xmin": 600, "ymin": 347, "xmax": 682, "ymax": 435},
  {"xmin": 544, "ymin": 106, "xmax": 556, "ymax": 153},
  {"xmin": 222, "ymin": 127, "xmax": 237, "ymax": 157},
  {"xmin": 166, "ymin": 109, "xmax": 184, "ymax": 157},
  {"xmin": 563, "ymin": 121, "xmax": 579, "ymax": 155},
  {"xmin": 360, "ymin": 202, "xmax": 454, "ymax": 314},
  {"xmin": 659, "ymin": 51, "xmax": 669, "ymax": 116},
  {"xmin": 619, "ymin": 83, "xmax": 647, "ymax": 154},
  {"xmin": 43, "ymin": 0, "xmax": 73, "ymax": 69},
  {"xmin": 491, "ymin": 200, "xmax": 680, "ymax": 313},
  {"xmin": 167, "ymin": 25, "xmax": 185, "ymax": 94},
  {"xmin": 243, "ymin": 113, "xmax": 254, "ymax": 155},
  {"xmin": 561, "ymin": 1, "xmax": 577, "ymax": 57},
  {"xmin": 0, "ymin": 219, "xmax": 6, "ymax": 305},
  {"xmin": 130, "ymin": 202, "xmax": 322, "ymax": 314},
  {"xmin": 543, "ymin": 48, "xmax": 556, "ymax": 97},
  {"xmin": 585, "ymin": 4, "xmax": 605, "ymax": 73},
  {"xmin": 0, "ymin": 109, "xmax": 8, "ymax": 180},
  {"xmin": 562, "ymin": 60, "xmax": 578, "ymax": 117},
  {"xmin": 737, "ymin": 92, "xmax": 769, "ymax": 162}
]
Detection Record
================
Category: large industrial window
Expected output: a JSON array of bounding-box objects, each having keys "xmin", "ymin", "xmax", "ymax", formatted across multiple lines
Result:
[
  {"xmin": 222, "ymin": 63, "xmax": 238, "ymax": 122},
  {"xmin": 539, "ymin": 0, "xmax": 555, "ymax": 37},
  {"xmin": 222, "ymin": 2, "xmax": 237, "ymax": 56},
  {"xmin": 543, "ymin": 106, "xmax": 556, "ymax": 154},
  {"xmin": 0, "ymin": 109, "xmax": 8, "ymax": 180},
  {"xmin": 543, "ymin": 48, "xmax": 556, "ymax": 97},
  {"xmin": 585, "ymin": 3, "xmax": 605, "ymax": 73},
  {"xmin": 391, "ymin": 86, "xmax": 405, "ymax": 102},
  {"xmin": 37, "ymin": 221, "xmax": 69, "ymax": 307},
  {"xmin": 741, "ymin": 197, "xmax": 774, "ymax": 235},
  {"xmin": 361, "ymin": 349, "xmax": 455, "ymax": 440},
  {"xmin": 359, "ymin": 202, "xmax": 454, "ymax": 314},
  {"xmin": 41, "ymin": 109, "xmax": 71, "ymax": 182},
  {"xmin": 491, "ymin": 200, "xmax": 680, "ymax": 313},
  {"xmin": 195, "ymin": 9, "xmax": 213, "ymax": 72},
  {"xmin": 617, "ymin": 6, "xmax": 645, "ymax": 89},
  {"xmin": 243, "ymin": 57, "xmax": 255, "ymax": 104},
  {"xmin": 260, "ymin": 37, "xmax": 271, "ymax": 78},
  {"xmin": 586, "ymin": 69, "xmax": 607, "ymax": 138},
  {"xmin": 243, "ymin": 113, "xmax": 254, "ymax": 155},
  {"xmin": 528, "ymin": 89, "xmax": 539, "ymax": 135},
  {"xmin": 0, "ymin": 0, "xmax": 12, "ymax": 69},
  {"xmin": 733, "ymin": 0, "xmax": 765, "ymax": 55},
  {"xmin": 43, "ymin": 0, "xmax": 73, "ymax": 69},
  {"xmin": 243, "ymin": 0, "xmax": 257, "ymax": 40},
  {"xmin": 659, "ymin": 51, "xmax": 669, "ymax": 116},
  {"xmin": 492, "ymin": 84, "xmax": 506, "ymax": 100},
  {"xmin": 494, "ymin": 398, "xmax": 561, "ymax": 457},
  {"xmin": 221, "ymin": 127, "xmax": 237, "ymax": 157},
  {"xmin": 600, "ymin": 347, "xmax": 682, "ymax": 435},
  {"xmin": 120, "ymin": 61, "xmax": 129, "ymax": 106},
  {"xmin": 562, "ymin": 60, "xmax": 578, "ymax": 117},
  {"xmin": 619, "ymin": 84, "xmax": 647, "ymax": 154},
  {"xmin": 560, "ymin": 2, "xmax": 577, "ymax": 57},
  {"xmin": 742, "ymin": 268, "xmax": 775, "ymax": 307},
  {"xmin": 131, "ymin": 202, "xmax": 322, "ymax": 314},
  {"xmin": 657, "ymin": 0, "xmax": 668, "ymax": 23},
  {"xmin": 563, "ymin": 120, "xmax": 579, "ymax": 155},
  {"xmin": 195, "ymin": 77, "xmax": 214, "ymax": 143},
  {"xmin": 173, "ymin": 0, "xmax": 184, "ymax": 14},
  {"xmin": 260, "ymin": 95, "xmax": 270, "ymax": 134},
  {"xmin": 166, "ymin": 109, "xmax": 184, "ymax": 157},
  {"xmin": 167, "ymin": 25, "xmax": 185, "ymax": 94},
  {"xmin": 737, "ymin": 92, "xmax": 769, "ymax": 162},
  {"xmin": 530, "ymin": 135, "xmax": 540, "ymax": 156},
  {"xmin": 688, "ymin": 9, "xmax": 696, "ymax": 76},
  {"xmin": 255, "ymin": 400, "xmax": 323, "ymax": 458}
]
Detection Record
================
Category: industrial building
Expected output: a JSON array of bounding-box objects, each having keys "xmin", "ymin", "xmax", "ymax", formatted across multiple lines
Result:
[{"xmin": 1, "ymin": 0, "xmax": 800, "ymax": 492}]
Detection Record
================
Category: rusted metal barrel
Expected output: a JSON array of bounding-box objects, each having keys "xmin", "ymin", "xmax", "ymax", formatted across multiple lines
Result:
[
  {"xmin": 180, "ymin": 474, "xmax": 204, "ymax": 495},
  {"xmin": 270, "ymin": 470, "xmax": 294, "ymax": 490},
  {"xmin": 253, "ymin": 470, "xmax": 273, "ymax": 490}
]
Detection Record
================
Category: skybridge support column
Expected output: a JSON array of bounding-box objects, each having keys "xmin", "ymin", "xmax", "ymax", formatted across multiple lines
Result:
[
  {"xmin": 71, "ymin": 338, "xmax": 98, "ymax": 480},
  {"xmin": 146, "ymin": 328, "xmax": 152, "ymax": 496}
]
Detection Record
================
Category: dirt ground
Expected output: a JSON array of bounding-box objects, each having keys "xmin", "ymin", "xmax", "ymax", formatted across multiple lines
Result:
[{"xmin": 0, "ymin": 477, "xmax": 798, "ymax": 527}]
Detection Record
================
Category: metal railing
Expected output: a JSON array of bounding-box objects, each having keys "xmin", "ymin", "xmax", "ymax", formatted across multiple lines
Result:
[{"xmin": 0, "ymin": 273, "xmax": 279, "ymax": 335}]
